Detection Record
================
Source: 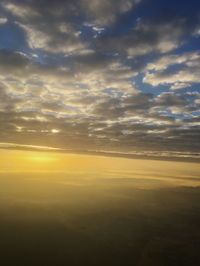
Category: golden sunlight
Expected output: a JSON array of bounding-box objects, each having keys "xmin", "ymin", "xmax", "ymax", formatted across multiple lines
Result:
[
  {"xmin": 26, "ymin": 153, "xmax": 59, "ymax": 162},
  {"xmin": 0, "ymin": 149, "xmax": 199, "ymax": 188},
  {"xmin": 0, "ymin": 149, "xmax": 200, "ymax": 266}
]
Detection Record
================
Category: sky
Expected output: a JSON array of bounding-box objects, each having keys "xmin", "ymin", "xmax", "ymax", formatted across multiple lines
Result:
[{"xmin": 0, "ymin": 0, "xmax": 200, "ymax": 157}]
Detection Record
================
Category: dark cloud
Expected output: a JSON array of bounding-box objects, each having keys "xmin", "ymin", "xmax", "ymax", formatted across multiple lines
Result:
[
  {"xmin": 96, "ymin": 14, "xmax": 200, "ymax": 58},
  {"xmin": 1, "ymin": 0, "xmax": 141, "ymax": 54}
]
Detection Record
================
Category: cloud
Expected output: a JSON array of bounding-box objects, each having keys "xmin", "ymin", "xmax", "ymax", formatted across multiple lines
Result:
[
  {"xmin": 146, "ymin": 52, "xmax": 200, "ymax": 71},
  {"xmin": 0, "ymin": 0, "xmax": 199, "ymax": 155},
  {"xmin": 81, "ymin": 0, "xmax": 140, "ymax": 26},
  {"xmin": 144, "ymin": 52, "xmax": 200, "ymax": 88},
  {"xmin": 2, "ymin": 1, "xmax": 87, "ymax": 54},
  {"xmin": 16, "ymin": 22, "xmax": 87, "ymax": 54},
  {"xmin": 0, "ymin": 49, "xmax": 199, "ymax": 153},
  {"xmin": 3, "ymin": 0, "xmax": 141, "ymax": 26},
  {"xmin": 0, "ymin": 16, "xmax": 7, "ymax": 24},
  {"xmin": 2, "ymin": 0, "xmax": 141, "ymax": 54},
  {"xmin": 96, "ymin": 15, "xmax": 198, "ymax": 58}
]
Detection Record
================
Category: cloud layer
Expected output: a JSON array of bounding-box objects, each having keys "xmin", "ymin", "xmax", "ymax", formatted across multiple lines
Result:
[{"xmin": 0, "ymin": 0, "xmax": 199, "ymax": 155}]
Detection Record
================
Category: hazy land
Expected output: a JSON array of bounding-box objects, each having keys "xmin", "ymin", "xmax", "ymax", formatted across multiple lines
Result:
[{"xmin": 0, "ymin": 149, "xmax": 200, "ymax": 265}]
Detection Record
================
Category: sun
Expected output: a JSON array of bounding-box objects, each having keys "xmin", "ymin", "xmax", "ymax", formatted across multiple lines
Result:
[{"xmin": 26, "ymin": 152, "xmax": 59, "ymax": 162}]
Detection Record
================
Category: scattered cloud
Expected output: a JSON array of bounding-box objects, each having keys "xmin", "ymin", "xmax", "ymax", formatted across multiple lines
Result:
[
  {"xmin": 144, "ymin": 52, "xmax": 200, "ymax": 88},
  {"xmin": 0, "ymin": 0, "xmax": 199, "ymax": 155}
]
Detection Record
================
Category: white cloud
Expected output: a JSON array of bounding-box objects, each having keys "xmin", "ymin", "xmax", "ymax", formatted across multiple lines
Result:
[
  {"xmin": 0, "ymin": 17, "xmax": 7, "ymax": 24},
  {"xmin": 144, "ymin": 52, "xmax": 200, "ymax": 88}
]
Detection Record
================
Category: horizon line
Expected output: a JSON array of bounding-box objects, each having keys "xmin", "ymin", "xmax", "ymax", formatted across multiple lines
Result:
[{"xmin": 0, "ymin": 142, "xmax": 200, "ymax": 163}]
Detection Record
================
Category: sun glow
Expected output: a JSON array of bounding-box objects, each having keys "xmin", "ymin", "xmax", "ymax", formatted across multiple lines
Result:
[
  {"xmin": 0, "ymin": 148, "xmax": 199, "ymax": 181},
  {"xmin": 26, "ymin": 154, "xmax": 59, "ymax": 162},
  {"xmin": 0, "ymin": 149, "xmax": 64, "ymax": 172}
]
